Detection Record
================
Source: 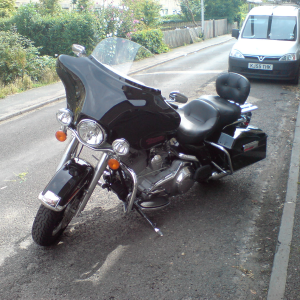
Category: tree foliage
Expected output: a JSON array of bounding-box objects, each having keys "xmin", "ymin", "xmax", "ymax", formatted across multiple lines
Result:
[
  {"xmin": 38, "ymin": 0, "xmax": 62, "ymax": 15},
  {"xmin": 205, "ymin": 0, "xmax": 243, "ymax": 23},
  {"xmin": 123, "ymin": 0, "xmax": 161, "ymax": 28},
  {"xmin": 180, "ymin": 0, "xmax": 244, "ymax": 23},
  {"xmin": 0, "ymin": 0, "xmax": 16, "ymax": 18},
  {"xmin": 131, "ymin": 29, "xmax": 169, "ymax": 54},
  {"xmin": 0, "ymin": 28, "xmax": 56, "ymax": 85},
  {"xmin": 76, "ymin": 0, "xmax": 93, "ymax": 11}
]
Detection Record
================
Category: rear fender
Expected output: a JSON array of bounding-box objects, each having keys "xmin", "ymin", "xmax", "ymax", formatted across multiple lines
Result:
[{"xmin": 39, "ymin": 159, "xmax": 94, "ymax": 211}]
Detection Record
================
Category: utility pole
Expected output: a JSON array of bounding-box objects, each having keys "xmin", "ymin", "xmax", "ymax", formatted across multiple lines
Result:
[{"xmin": 201, "ymin": 0, "xmax": 204, "ymax": 37}]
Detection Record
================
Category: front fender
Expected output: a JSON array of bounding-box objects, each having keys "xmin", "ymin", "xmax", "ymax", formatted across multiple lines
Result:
[{"xmin": 39, "ymin": 158, "xmax": 94, "ymax": 211}]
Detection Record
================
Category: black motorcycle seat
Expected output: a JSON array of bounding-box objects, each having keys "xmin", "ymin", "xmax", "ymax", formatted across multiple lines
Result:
[
  {"xmin": 176, "ymin": 97, "xmax": 241, "ymax": 145},
  {"xmin": 198, "ymin": 95, "xmax": 241, "ymax": 130},
  {"xmin": 176, "ymin": 73, "xmax": 247, "ymax": 146},
  {"xmin": 176, "ymin": 99, "xmax": 219, "ymax": 145}
]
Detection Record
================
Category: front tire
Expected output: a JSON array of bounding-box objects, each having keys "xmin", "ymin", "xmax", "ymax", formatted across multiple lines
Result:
[
  {"xmin": 32, "ymin": 205, "xmax": 65, "ymax": 246},
  {"xmin": 291, "ymin": 68, "xmax": 299, "ymax": 85},
  {"xmin": 32, "ymin": 192, "xmax": 83, "ymax": 246}
]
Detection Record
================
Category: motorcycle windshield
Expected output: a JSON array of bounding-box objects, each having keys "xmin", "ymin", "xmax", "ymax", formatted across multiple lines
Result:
[
  {"xmin": 91, "ymin": 37, "xmax": 155, "ymax": 79},
  {"xmin": 56, "ymin": 37, "xmax": 181, "ymax": 149}
]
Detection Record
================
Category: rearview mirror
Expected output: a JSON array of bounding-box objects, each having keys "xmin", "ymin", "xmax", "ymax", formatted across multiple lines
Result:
[
  {"xmin": 72, "ymin": 44, "xmax": 86, "ymax": 57},
  {"xmin": 169, "ymin": 91, "xmax": 188, "ymax": 103}
]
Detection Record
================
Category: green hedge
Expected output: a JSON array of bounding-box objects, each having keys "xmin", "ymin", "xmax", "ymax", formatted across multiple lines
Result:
[
  {"xmin": 0, "ymin": 17, "xmax": 12, "ymax": 31},
  {"xmin": 131, "ymin": 29, "xmax": 169, "ymax": 54},
  {"xmin": 0, "ymin": 29, "xmax": 56, "ymax": 85},
  {"xmin": 8, "ymin": 4, "xmax": 104, "ymax": 56}
]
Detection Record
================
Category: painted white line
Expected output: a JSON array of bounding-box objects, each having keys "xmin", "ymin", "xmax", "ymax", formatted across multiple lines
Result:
[
  {"xmin": 134, "ymin": 70, "xmax": 224, "ymax": 76},
  {"xmin": 267, "ymin": 101, "xmax": 300, "ymax": 299}
]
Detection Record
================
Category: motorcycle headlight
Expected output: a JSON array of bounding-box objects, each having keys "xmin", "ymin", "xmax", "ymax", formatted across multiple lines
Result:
[
  {"xmin": 279, "ymin": 53, "xmax": 297, "ymax": 61},
  {"xmin": 77, "ymin": 119, "xmax": 106, "ymax": 147},
  {"xmin": 230, "ymin": 49, "xmax": 245, "ymax": 59},
  {"xmin": 56, "ymin": 108, "xmax": 73, "ymax": 126}
]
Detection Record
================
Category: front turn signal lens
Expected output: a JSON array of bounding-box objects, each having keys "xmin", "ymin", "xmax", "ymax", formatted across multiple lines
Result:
[
  {"xmin": 55, "ymin": 130, "xmax": 67, "ymax": 142},
  {"xmin": 108, "ymin": 158, "xmax": 120, "ymax": 170}
]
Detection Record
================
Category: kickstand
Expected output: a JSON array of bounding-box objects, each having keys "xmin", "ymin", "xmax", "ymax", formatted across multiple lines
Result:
[{"xmin": 135, "ymin": 205, "xmax": 163, "ymax": 237}]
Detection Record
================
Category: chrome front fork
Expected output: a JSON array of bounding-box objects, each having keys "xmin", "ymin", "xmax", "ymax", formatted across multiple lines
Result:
[
  {"xmin": 75, "ymin": 151, "xmax": 109, "ymax": 216},
  {"xmin": 56, "ymin": 136, "xmax": 79, "ymax": 172}
]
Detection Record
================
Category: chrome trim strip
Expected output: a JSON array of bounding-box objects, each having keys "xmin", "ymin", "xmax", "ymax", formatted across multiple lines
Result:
[
  {"xmin": 149, "ymin": 161, "xmax": 189, "ymax": 193},
  {"xmin": 178, "ymin": 153, "xmax": 199, "ymax": 162},
  {"xmin": 120, "ymin": 162, "xmax": 138, "ymax": 213},
  {"xmin": 205, "ymin": 141, "xmax": 233, "ymax": 174},
  {"xmin": 56, "ymin": 136, "xmax": 79, "ymax": 172},
  {"xmin": 75, "ymin": 152, "xmax": 109, "ymax": 216},
  {"xmin": 240, "ymin": 103, "xmax": 258, "ymax": 113}
]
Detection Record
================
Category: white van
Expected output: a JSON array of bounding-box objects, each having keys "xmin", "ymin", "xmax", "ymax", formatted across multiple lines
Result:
[{"xmin": 228, "ymin": 5, "xmax": 300, "ymax": 84}]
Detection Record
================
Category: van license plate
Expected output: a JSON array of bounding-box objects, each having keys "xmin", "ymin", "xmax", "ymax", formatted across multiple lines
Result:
[{"xmin": 248, "ymin": 63, "xmax": 273, "ymax": 70}]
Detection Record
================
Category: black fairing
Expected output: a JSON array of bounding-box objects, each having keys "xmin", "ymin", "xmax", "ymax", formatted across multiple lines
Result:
[
  {"xmin": 56, "ymin": 55, "xmax": 181, "ymax": 150},
  {"xmin": 41, "ymin": 159, "xmax": 94, "ymax": 207}
]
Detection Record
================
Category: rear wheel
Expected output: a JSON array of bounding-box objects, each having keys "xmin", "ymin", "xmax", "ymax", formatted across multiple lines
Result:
[{"xmin": 32, "ymin": 194, "xmax": 83, "ymax": 246}]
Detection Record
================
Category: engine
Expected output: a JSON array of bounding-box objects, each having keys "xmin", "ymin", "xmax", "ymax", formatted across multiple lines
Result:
[{"xmin": 120, "ymin": 146, "xmax": 195, "ymax": 201}]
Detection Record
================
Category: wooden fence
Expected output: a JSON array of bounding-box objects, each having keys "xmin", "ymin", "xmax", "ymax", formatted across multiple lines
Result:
[{"xmin": 162, "ymin": 19, "xmax": 237, "ymax": 48}]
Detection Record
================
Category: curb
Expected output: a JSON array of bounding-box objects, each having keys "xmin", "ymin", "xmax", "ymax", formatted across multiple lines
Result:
[
  {"xmin": 267, "ymin": 101, "xmax": 300, "ymax": 299},
  {"xmin": 0, "ymin": 95, "xmax": 65, "ymax": 123}
]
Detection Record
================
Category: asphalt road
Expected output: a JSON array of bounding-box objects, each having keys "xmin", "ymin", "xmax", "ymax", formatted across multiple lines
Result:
[{"xmin": 0, "ymin": 39, "xmax": 299, "ymax": 299}]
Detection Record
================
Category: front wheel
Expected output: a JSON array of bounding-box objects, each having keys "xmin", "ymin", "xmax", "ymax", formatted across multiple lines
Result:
[
  {"xmin": 291, "ymin": 68, "xmax": 299, "ymax": 85},
  {"xmin": 32, "ymin": 194, "xmax": 82, "ymax": 246}
]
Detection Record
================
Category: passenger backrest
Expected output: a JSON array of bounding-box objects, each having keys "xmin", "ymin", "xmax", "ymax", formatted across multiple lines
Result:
[{"xmin": 216, "ymin": 72, "xmax": 250, "ymax": 105}]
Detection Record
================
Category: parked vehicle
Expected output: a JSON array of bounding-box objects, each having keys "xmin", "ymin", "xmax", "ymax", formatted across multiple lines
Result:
[
  {"xmin": 32, "ymin": 38, "xmax": 267, "ymax": 246},
  {"xmin": 229, "ymin": 5, "xmax": 300, "ymax": 84}
]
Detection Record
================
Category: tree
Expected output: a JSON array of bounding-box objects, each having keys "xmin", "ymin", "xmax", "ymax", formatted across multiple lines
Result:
[
  {"xmin": 123, "ymin": 0, "xmax": 161, "ymax": 28},
  {"xmin": 76, "ymin": 0, "xmax": 93, "ymax": 11},
  {"xmin": 180, "ymin": 0, "xmax": 244, "ymax": 23},
  {"xmin": 180, "ymin": 0, "xmax": 202, "ymax": 22},
  {"xmin": 205, "ymin": 0, "xmax": 243, "ymax": 23},
  {"xmin": 181, "ymin": 0, "xmax": 200, "ymax": 25},
  {"xmin": 0, "ymin": 0, "xmax": 16, "ymax": 18},
  {"xmin": 39, "ymin": 0, "xmax": 62, "ymax": 15}
]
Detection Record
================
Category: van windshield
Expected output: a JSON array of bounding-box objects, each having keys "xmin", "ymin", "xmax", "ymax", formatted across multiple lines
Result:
[{"xmin": 242, "ymin": 15, "xmax": 297, "ymax": 41}]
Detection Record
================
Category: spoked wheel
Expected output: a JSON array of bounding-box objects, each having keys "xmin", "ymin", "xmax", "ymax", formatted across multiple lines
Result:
[{"xmin": 32, "ymin": 194, "xmax": 83, "ymax": 246}]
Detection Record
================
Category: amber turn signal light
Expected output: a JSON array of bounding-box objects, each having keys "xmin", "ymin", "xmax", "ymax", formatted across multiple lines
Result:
[
  {"xmin": 108, "ymin": 158, "xmax": 120, "ymax": 170},
  {"xmin": 55, "ymin": 130, "xmax": 67, "ymax": 142}
]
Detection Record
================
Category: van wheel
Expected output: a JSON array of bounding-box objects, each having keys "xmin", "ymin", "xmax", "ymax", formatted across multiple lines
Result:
[{"xmin": 291, "ymin": 69, "xmax": 299, "ymax": 85}]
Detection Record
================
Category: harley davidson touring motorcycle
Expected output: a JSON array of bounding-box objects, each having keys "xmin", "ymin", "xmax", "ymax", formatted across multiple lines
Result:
[{"xmin": 32, "ymin": 37, "xmax": 267, "ymax": 246}]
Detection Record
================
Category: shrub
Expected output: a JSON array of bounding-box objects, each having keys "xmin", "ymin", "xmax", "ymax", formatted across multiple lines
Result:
[
  {"xmin": 0, "ymin": 0, "xmax": 16, "ymax": 18},
  {"xmin": 0, "ymin": 29, "xmax": 57, "ymax": 86},
  {"xmin": 11, "ymin": 5, "xmax": 104, "ymax": 56},
  {"xmin": 131, "ymin": 29, "xmax": 169, "ymax": 54},
  {"xmin": 0, "ymin": 17, "xmax": 13, "ymax": 31}
]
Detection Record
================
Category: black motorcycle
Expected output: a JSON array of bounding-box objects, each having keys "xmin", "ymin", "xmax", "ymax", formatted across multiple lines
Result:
[{"xmin": 32, "ymin": 38, "xmax": 267, "ymax": 246}]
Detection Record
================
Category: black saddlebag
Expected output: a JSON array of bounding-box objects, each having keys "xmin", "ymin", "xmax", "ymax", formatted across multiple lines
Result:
[{"xmin": 217, "ymin": 125, "xmax": 267, "ymax": 172}]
